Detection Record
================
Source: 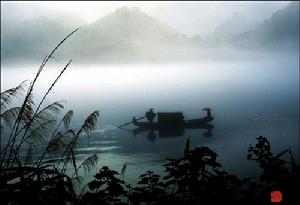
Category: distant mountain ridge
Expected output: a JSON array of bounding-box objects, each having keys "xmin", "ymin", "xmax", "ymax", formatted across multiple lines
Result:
[
  {"xmin": 229, "ymin": 1, "xmax": 299, "ymax": 50},
  {"xmin": 1, "ymin": 7, "xmax": 193, "ymax": 63},
  {"xmin": 210, "ymin": 12, "xmax": 256, "ymax": 41},
  {"xmin": 1, "ymin": 3, "xmax": 299, "ymax": 64},
  {"xmin": 88, "ymin": 7, "xmax": 178, "ymax": 44},
  {"xmin": 62, "ymin": 7, "xmax": 186, "ymax": 62}
]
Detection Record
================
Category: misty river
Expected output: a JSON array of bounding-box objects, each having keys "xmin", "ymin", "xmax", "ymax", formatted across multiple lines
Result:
[{"xmin": 1, "ymin": 55, "xmax": 299, "ymax": 185}]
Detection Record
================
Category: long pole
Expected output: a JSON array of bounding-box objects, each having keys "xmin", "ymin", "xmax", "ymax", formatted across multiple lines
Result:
[{"xmin": 118, "ymin": 116, "xmax": 145, "ymax": 128}]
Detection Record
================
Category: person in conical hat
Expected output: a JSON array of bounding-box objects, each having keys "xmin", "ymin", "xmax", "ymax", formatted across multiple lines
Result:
[{"xmin": 145, "ymin": 108, "xmax": 156, "ymax": 123}]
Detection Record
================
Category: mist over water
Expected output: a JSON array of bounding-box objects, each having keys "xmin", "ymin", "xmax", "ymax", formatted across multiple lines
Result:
[{"xmin": 2, "ymin": 52, "xmax": 299, "ymax": 183}]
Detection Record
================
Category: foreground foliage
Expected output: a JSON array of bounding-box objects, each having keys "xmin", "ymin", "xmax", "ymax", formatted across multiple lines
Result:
[
  {"xmin": 81, "ymin": 136, "xmax": 299, "ymax": 205},
  {"xmin": 1, "ymin": 135, "xmax": 298, "ymax": 205}
]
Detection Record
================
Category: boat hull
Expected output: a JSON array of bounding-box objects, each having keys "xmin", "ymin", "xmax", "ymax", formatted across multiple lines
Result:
[{"xmin": 132, "ymin": 116, "xmax": 214, "ymax": 129}]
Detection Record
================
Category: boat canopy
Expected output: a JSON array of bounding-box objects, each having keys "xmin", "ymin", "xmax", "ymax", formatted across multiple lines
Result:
[{"xmin": 157, "ymin": 112, "xmax": 184, "ymax": 125}]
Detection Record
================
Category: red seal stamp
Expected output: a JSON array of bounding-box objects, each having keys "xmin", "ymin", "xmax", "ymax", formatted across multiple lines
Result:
[{"xmin": 271, "ymin": 191, "xmax": 282, "ymax": 203}]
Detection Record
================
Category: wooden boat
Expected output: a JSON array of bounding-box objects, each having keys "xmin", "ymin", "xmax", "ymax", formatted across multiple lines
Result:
[{"xmin": 132, "ymin": 112, "xmax": 214, "ymax": 129}]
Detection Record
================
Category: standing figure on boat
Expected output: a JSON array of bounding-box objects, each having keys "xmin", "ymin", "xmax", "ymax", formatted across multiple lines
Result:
[
  {"xmin": 145, "ymin": 108, "xmax": 156, "ymax": 123},
  {"xmin": 202, "ymin": 108, "xmax": 212, "ymax": 118}
]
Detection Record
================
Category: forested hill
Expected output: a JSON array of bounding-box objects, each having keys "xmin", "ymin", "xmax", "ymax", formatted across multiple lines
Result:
[
  {"xmin": 1, "ymin": 3, "xmax": 298, "ymax": 64},
  {"xmin": 229, "ymin": 1, "xmax": 299, "ymax": 50}
]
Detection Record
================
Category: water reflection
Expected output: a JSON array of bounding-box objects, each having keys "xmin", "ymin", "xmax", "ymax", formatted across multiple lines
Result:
[{"xmin": 129, "ymin": 124, "xmax": 214, "ymax": 142}]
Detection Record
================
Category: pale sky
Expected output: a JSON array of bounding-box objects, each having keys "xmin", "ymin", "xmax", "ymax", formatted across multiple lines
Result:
[{"xmin": 2, "ymin": 1, "xmax": 291, "ymax": 37}]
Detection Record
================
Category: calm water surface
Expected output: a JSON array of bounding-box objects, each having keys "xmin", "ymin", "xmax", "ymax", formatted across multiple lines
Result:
[{"xmin": 1, "ymin": 57, "xmax": 299, "ymax": 184}]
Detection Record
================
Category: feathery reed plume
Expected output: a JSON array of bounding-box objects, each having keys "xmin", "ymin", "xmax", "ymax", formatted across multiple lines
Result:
[
  {"xmin": 63, "ymin": 110, "xmax": 74, "ymax": 129},
  {"xmin": 25, "ymin": 119, "xmax": 57, "ymax": 143},
  {"xmin": 1, "ymin": 107, "xmax": 21, "ymax": 129},
  {"xmin": 12, "ymin": 61, "xmax": 72, "ymax": 165},
  {"xmin": 83, "ymin": 154, "xmax": 99, "ymax": 173},
  {"xmin": 17, "ymin": 101, "xmax": 65, "ymax": 139},
  {"xmin": 0, "ymin": 27, "xmax": 80, "ymax": 169},
  {"xmin": 21, "ymin": 90, "xmax": 35, "ymax": 123},
  {"xmin": 0, "ymin": 81, "xmax": 27, "ymax": 160},
  {"xmin": 81, "ymin": 111, "xmax": 100, "ymax": 135},
  {"xmin": 47, "ymin": 131, "xmax": 64, "ymax": 152},
  {"xmin": 35, "ymin": 101, "xmax": 65, "ymax": 121},
  {"xmin": 37, "ymin": 129, "xmax": 75, "ymax": 167},
  {"xmin": 71, "ymin": 175, "xmax": 84, "ymax": 188},
  {"xmin": 73, "ymin": 154, "xmax": 99, "ymax": 177},
  {"xmin": 0, "ymin": 80, "xmax": 27, "ymax": 111},
  {"xmin": 60, "ymin": 111, "xmax": 100, "ymax": 174}
]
